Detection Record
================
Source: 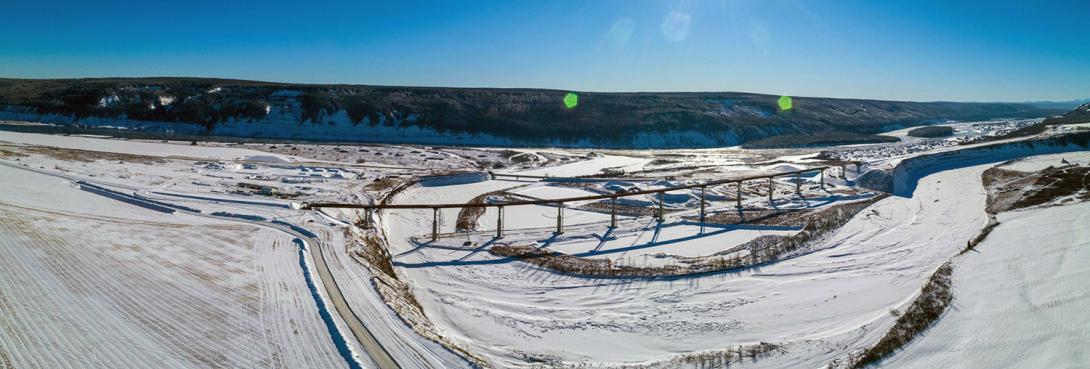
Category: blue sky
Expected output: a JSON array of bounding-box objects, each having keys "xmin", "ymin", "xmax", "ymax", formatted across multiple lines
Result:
[{"xmin": 2, "ymin": 0, "xmax": 1087, "ymax": 102}]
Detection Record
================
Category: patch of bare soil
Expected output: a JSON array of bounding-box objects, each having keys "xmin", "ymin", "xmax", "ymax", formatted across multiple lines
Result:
[
  {"xmin": 363, "ymin": 177, "xmax": 402, "ymax": 192},
  {"xmin": 1011, "ymin": 166, "xmax": 1090, "ymax": 209},
  {"xmin": 455, "ymin": 191, "xmax": 524, "ymax": 231},
  {"xmin": 983, "ymin": 165, "xmax": 1090, "ymax": 213},
  {"xmin": 699, "ymin": 208, "xmax": 808, "ymax": 226},
  {"xmin": 611, "ymin": 342, "xmax": 785, "ymax": 369},
  {"xmin": 981, "ymin": 167, "xmax": 1038, "ymax": 214},
  {"xmin": 18, "ymin": 146, "xmax": 167, "ymax": 164},
  {"xmin": 0, "ymin": 148, "xmax": 28, "ymax": 158}
]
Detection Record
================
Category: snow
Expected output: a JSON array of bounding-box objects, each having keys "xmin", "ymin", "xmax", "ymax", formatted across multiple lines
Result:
[
  {"xmin": 3, "ymin": 125, "xmax": 1086, "ymax": 368},
  {"xmin": 0, "ymin": 164, "xmax": 349, "ymax": 369},
  {"xmin": 546, "ymin": 223, "xmax": 798, "ymax": 261},
  {"xmin": 382, "ymin": 158, "xmax": 994, "ymax": 367},
  {"xmin": 0, "ymin": 131, "xmax": 300, "ymax": 162},
  {"xmin": 881, "ymin": 120, "xmax": 1039, "ymax": 141},
  {"xmin": 883, "ymin": 202, "xmax": 1090, "ymax": 369},
  {"xmin": 889, "ymin": 132, "xmax": 1090, "ymax": 196},
  {"xmin": 998, "ymin": 151, "xmax": 1090, "ymax": 172},
  {"xmin": 475, "ymin": 204, "xmax": 616, "ymax": 231},
  {"xmin": 243, "ymin": 154, "xmax": 292, "ymax": 163},
  {"xmin": 510, "ymin": 184, "xmax": 601, "ymax": 199},
  {"xmin": 500, "ymin": 154, "xmax": 652, "ymax": 177},
  {"xmin": 311, "ymin": 227, "xmax": 472, "ymax": 368}
]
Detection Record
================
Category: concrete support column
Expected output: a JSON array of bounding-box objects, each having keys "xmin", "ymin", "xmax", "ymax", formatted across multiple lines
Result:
[
  {"xmin": 841, "ymin": 165, "xmax": 847, "ymax": 179},
  {"xmin": 795, "ymin": 173, "xmax": 802, "ymax": 196},
  {"xmin": 610, "ymin": 196, "xmax": 618, "ymax": 228},
  {"xmin": 855, "ymin": 162, "xmax": 862, "ymax": 175},
  {"xmin": 820, "ymin": 169, "xmax": 825, "ymax": 189},
  {"xmin": 363, "ymin": 208, "xmax": 374, "ymax": 229},
  {"xmin": 656, "ymin": 192, "xmax": 665, "ymax": 222},
  {"xmin": 431, "ymin": 208, "xmax": 439, "ymax": 241},
  {"xmin": 555, "ymin": 203, "xmax": 564, "ymax": 235},
  {"xmin": 768, "ymin": 177, "xmax": 774, "ymax": 203},
  {"xmin": 699, "ymin": 186, "xmax": 707, "ymax": 223},
  {"xmin": 496, "ymin": 205, "xmax": 505, "ymax": 239},
  {"xmin": 736, "ymin": 182, "xmax": 742, "ymax": 209}
]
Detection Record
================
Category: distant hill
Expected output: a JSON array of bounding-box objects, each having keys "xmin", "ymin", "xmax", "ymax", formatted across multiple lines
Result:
[
  {"xmin": 1044, "ymin": 102, "xmax": 1090, "ymax": 125},
  {"xmin": 0, "ymin": 77, "xmax": 1074, "ymax": 148}
]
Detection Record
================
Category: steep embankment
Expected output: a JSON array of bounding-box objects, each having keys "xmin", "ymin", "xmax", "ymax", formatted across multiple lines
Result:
[
  {"xmin": 0, "ymin": 77, "xmax": 1068, "ymax": 148},
  {"xmin": 850, "ymin": 131, "xmax": 1090, "ymax": 196}
]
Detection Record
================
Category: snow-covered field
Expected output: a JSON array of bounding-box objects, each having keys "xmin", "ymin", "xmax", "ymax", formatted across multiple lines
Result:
[
  {"xmin": 884, "ymin": 201, "xmax": 1090, "ymax": 369},
  {"xmin": 0, "ymin": 164, "xmax": 349, "ymax": 369},
  {"xmin": 881, "ymin": 119, "xmax": 1040, "ymax": 142},
  {"xmin": 0, "ymin": 130, "xmax": 302, "ymax": 162},
  {"xmin": 381, "ymin": 158, "xmax": 994, "ymax": 367},
  {"xmin": 1, "ymin": 125, "xmax": 1087, "ymax": 369},
  {"xmin": 998, "ymin": 150, "xmax": 1090, "ymax": 172}
]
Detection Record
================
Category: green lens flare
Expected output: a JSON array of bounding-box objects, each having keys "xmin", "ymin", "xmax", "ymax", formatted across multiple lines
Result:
[
  {"xmin": 778, "ymin": 95, "xmax": 793, "ymax": 111},
  {"xmin": 563, "ymin": 92, "xmax": 579, "ymax": 109}
]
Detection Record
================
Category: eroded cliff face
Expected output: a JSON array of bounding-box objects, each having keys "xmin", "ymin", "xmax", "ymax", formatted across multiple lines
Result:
[
  {"xmin": 882, "ymin": 132, "xmax": 1090, "ymax": 196},
  {"xmin": 0, "ymin": 77, "xmax": 1066, "ymax": 148}
]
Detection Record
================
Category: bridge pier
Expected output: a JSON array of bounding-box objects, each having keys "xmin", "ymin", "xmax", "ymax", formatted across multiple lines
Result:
[
  {"xmin": 431, "ymin": 208, "xmax": 439, "ymax": 241},
  {"xmin": 610, "ymin": 196, "xmax": 618, "ymax": 228},
  {"xmin": 768, "ymin": 177, "xmax": 774, "ymax": 203},
  {"xmin": 820, "ymin": 169, "xmax": 825, "ymax": 189},
  {"xmin": 699, "ymin": 186, "xmax": 706, "ymax": 223},
  {"xmin": 496, "ymin": 205, "xmax": 505, "ymax": 239},
  {"xmin": 656, "ymin": 192, "xmax": 664, "ymax": 222},
  {"xmin": 855, "ymin": 162, "xmax": 862, "ymax": 176},
  {"xmin": 362, "ymin": 208, "xmax": 374, "ymax": 229},
  {"xmin": 555, "ymin": 203, "xmax": 564, "ymax": 235},
  {"xmin": 736, "ymin": 182, "xmax": 742, "ymax": 209},
  {"xmin": 795, "ymin": 172, "xmax": 802, "ymax": 196}
]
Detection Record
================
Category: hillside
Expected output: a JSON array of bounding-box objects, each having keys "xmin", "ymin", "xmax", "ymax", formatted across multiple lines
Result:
[
  {"xmin": 0, "ymin": 77, "xmax": 1070, "ymax": 148},
  {"xmin": 1044, "ymin": 102, "xmax": 1090, "ymax": 125}
]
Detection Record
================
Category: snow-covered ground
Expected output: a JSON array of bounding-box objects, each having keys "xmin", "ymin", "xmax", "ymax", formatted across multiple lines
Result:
[
  {"xmin": 2, "ymin": 126, "xmax": 1087, "ymax": 369},
  {"xmin": 499, "ymin": 154, "xmax": 652, "ymax": 177},
  {"xmin": 997, "ymin": 151, "xmax": 1090, "ymax": 172},
  {"xmin": 545, "ymin": 223, "xmax": 798, "ymax": 262},
  {"xmin": 0, "ymin": 164, "xmax": 350, "ymax": 368},
  {"xmin": 382, "ymin": 157, "xmax": 994, "ymax": 367},
  {"xmin": 883, "ymin": 201, "xmax": 1090, "ymax": 369},
  {"xmin": 0, "ymin": 130, "xmax": 302, "ymax": 162},
  {"xmin": 880, "ymin": 119, "xmax": 1039, "ymax": 142}
]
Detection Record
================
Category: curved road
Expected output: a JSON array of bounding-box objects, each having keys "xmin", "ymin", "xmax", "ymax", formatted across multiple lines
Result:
[{"xmin": 0, "ymin": 159, "xmax": 400, "ymax": 369}]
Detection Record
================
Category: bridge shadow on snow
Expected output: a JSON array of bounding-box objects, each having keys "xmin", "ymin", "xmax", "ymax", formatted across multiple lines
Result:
[{"xmin": 391, "ymin": 220, "xmax": 801, "ymax": 269}]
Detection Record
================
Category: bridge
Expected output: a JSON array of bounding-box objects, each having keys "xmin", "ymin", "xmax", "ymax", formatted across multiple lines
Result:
[{"xmin": 305, "ymin": 162, "xmax": 863, "ymax": 241}]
